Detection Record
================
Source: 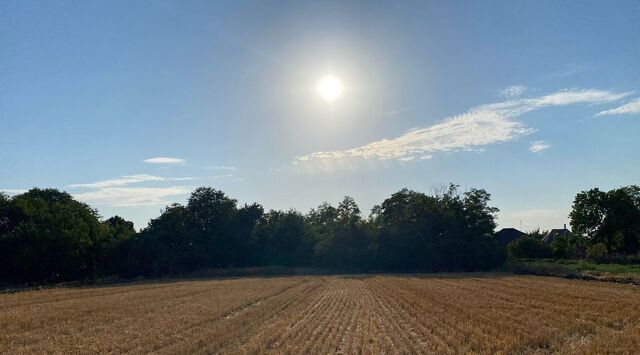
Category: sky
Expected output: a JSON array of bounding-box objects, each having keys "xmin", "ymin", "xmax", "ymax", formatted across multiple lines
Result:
[{"xmin": 1, "ymin": 0, "xmax": 639, "ymax": 231}]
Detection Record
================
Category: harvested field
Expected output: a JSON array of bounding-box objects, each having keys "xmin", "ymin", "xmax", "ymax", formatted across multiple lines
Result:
[{"xmin": 1, "ymin": 274, "xmax": 639, "ymax": 354}]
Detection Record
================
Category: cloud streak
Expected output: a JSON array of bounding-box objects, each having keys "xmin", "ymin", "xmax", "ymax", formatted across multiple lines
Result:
[
  {"xmin": 596, "ymin": 98, "xmax": 640, "ymax": 116},
  {"xmin": 70, "ymin": 174, "xmax": 195, "ymax": 189},
  {"xmin": 74, "ymin": 186, "xmax": 192, "ymax": 207},
  {"xmin": 204, "ymin": 166, "xmax": 237, "ymax": 171},
  {"xmin": 529, "ymin": 141, "xmax": 551, "ymax": 153},
  {"xmin": 295, "ymin": 89, "xmax": 628, "ymax": 163},
  {"xmin": 0, "ymin": 189, "xmax": 28, "ymax": 195},
  {"xmin": 144, "ymin": 157, "xmax": 185, "ymax": 165},
  {"xmin": 70, "ymin": 174, "xmax": 196, "ymax": 207},
  {"xmin": 500, "ymin": 85, "xmax": 527, "ymax": 98}
]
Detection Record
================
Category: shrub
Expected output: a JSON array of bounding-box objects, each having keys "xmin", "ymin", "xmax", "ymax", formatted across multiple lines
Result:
[
  {"xmin": 586, "ymin": 242, "xmax": 608, "ymax": 261},
  {"xmin": 551, "ymin": 236, "xmax": 574, "ymax": 259},
  {"xmin": 507, "ymin": 236, "xmax": 553, "ymax": 259}
]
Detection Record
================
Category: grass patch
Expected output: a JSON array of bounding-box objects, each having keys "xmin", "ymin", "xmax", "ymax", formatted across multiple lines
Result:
[{"xmin": 512, "ymin": 259, "xmax": 640, "ymax": 284}]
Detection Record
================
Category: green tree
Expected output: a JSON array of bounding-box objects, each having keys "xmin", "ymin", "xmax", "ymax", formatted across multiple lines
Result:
[
  {"xmin": 99, "ymin": 216, "xmax": 136, "ymax": 275},
  {"xmin": 310, "ymin": 197, "xmax": 372, "ymax": 270},
  {"xmin": 133, "ymin": 204, "xmax": 194, "ymax": 276},
  {"xmin": 0, "ymin": 189, "xmax": 103, "ymax": 282},
  {"xmin": 252, "ymin": 210, "xmax": 312, "ymax": 267},
  {"xmin": 370, "ymin": 185, "xmax": 504, "ymax": 271},
  {"xmin": 570, "ymin": 186, "xmax": 640, "ymax": 258},
  {"xmin": 233, "ymin": 203, "xmax": 264, "ymax": 266},
  {"xmin": 186, "ymin": 187, "xmax": 238, "ymax": 267}
]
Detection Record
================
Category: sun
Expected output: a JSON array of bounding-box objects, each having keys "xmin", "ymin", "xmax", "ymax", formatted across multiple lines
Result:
[{"xmin": 317, "ymin": 76, "xmax": 343, "ymax": 102}]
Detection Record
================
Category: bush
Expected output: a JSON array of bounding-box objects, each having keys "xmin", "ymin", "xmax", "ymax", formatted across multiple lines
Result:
[
  {"xmin": 507, "ymin": 237, "xmax": 553, "ymax": 259},
  {"xmin": 586, "ymin": 243, "xmax": 608, "ymax": 261},
  {"xmin": 551, "ymin": 236, "xmax": 574, "ymax": 259}
]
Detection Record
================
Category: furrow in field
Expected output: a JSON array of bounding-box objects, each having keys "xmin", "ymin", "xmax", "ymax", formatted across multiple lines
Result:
[
  {"xmin": 0, "ymin": 277, "xmax": 309, "ymax": 354},
  {"xmin": 380, "ymin": 276, "xmax": 587, "ymax": 353},
  {"xmin": 161, "ymin": 278, "xmax": 327, "ymax": 354},
  {"xmin": 2, "ymin": 274, "xmax": 640, "ymax": 354},
  {"xmin": 366, "ymin": 276, "xmax": 461, "ymax": 354},
  {"xmin": 382, "ymin": 275, "xmax": 640, "ymax": 353},
  {"xmin": 124, "ymin": 278, "xmax": 314, "ymax": 354},
  {"xmin": 225, "ymin": 277, "xmax": 336, "ymax": 353}
]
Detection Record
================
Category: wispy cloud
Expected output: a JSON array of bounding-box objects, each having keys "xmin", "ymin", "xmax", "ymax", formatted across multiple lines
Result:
[
  {"xmin": 297, "ymin": 111, "xmax": 533, "ymax": 161},
  {"xmin": 209, "ymin": 174, "xmax": 244, "ymax": 182},
  {"xmin": 70, "ymin": 174, "xmax": 196, "ymax": 207},
  {"xmin": 500, "ymin": 85, "xmax": 527, "ymax": 98},
  {"xmin": 529, "ymin": 141, "xmax": 551, "ymax": 153},
  {"xmin": 543, "ymin": 64, "xmax": 587, "ymax": 80},
  {"xmin": 0, "ymin": 189, "xmax": 28, "ymax": 195},
  {"xmin": 204, "ymin": 165, "xmax": 237, "ymax": 171},
  {"xmin": 69, "ymin": 174, "xmax": 195, "ymax": 189},
  {"xmin": 295, "ymin": 89, "xmax": 627, "ymax": 164},
  {"xmin": 74, "ymin": 186, "xmax": 192, "ymax": 207},
  {"xmin": 596, "ymin": 98, "xmax": 640, "ymax": 116},
  {"xmin": 385, "ymin": 108, "xmax": 411, "ymax": 117},
  {"xmin": 144, "ymin": 157, "xmax": 185, "ymax": 165}
]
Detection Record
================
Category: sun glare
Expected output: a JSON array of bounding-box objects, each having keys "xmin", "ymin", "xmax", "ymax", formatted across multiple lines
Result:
[{"xmin": 318, "ymin": 76, "xmax": 343, "ymax": 102}]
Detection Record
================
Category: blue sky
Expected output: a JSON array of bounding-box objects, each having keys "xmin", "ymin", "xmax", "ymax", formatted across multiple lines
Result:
[{"xmin": 1, "ymin": 0, "xmax": 639, "ymax": 230}]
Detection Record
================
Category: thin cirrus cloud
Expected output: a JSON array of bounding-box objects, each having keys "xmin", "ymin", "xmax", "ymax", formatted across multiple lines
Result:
[
  {"xmin": 74, "ymin": 186, "xmax": 192, "ymax": 207},
  {"xmin": 204, "ymin": 166, "xmax": 237, "ymax": 171},
  {"xmin": 294, "ymin": 89, "xmax": 628, "ymax": 164},
  {"xmin": 0, "ymin": 189, "xmax": 28, "ymax": 195},
  {"xmin": 69, "ymin": 174, "xmax": 195, "ymax": 189},
  {"xmin": 499, "ymin": 85, "xmax": 527, "ymax": 98},
  {"xmin": 70, "ymin": 174, "xmax": 195, "ymax": 207},
  {"xmin": 596, "ymin": 98, "xmax": 640, "ymax": 116},
  {"xmin": 529, "ymin": 141, "xmax": 551, "ymax": 153},
  {"xmin": 210, "ymin": 174, "xmax": 244, "ymax": 182},
  {"xmin": 69, "ymin": 173, "xmax": 245, "ymax": 207},
  {"xmin": 143, "ymin": 157, "xmax": 186, "ymax": 165}
]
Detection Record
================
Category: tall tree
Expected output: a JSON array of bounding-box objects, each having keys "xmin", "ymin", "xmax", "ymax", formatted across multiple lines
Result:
[
  {"xmin": 233, "ymin": 203, "xmax": 264, "ymax": 266},
  {"xmin": 186, "ymin": 187, "xmax": 238, "ymax": 267},
  {"xmin": 0, "ymin": 189, "xmax": 103, "ymax": 282},
  {"xmin": 252, "ymin": 210, "xmax": 312, "ymax": 267},
  {"xmin": 570, "ymin": 186, "xmax": 640, "ymax": 257}
]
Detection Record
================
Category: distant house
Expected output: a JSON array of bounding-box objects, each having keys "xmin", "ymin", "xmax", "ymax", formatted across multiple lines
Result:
[
  {"xmin": 494, "ymin": 228, "xmax": 527, "ymax": 246},
  {"xmin": 542, "ymin": 224, "xmax": 572, "ymax": 244}
]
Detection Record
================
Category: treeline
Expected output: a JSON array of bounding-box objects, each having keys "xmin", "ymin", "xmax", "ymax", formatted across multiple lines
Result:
[
  {"xmin": 0, "ymin": 185, "xmax": 505, "ymax": 283},
  {"xmin": 571, "ymin": 185, "xmax": 640, "ymax": 260},
  {"xmin": 507, "ymin": 185, "xmax": 640, "ymax": 262}
]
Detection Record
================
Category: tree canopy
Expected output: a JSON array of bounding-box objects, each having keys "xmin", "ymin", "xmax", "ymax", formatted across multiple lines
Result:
[
  {"xmin": 570, "ymin": 185, "xmax": 640, "ymax": 258},
  {"xmin": 1, "ymin": 185, "xmax": 507, "ymax": 283}
]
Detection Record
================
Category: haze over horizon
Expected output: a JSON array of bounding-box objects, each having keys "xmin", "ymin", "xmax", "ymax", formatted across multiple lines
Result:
[{"xmin": 2, "ymin": 0, "xmax": 639, "ymax": 231}]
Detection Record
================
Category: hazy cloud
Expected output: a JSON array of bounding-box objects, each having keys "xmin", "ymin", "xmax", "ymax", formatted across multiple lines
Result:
[
  {"xmin": 144, "ymin": 157, "xmax": 186, "ymax": 165},
  {"xmin": 70, "ymin": 174, "xmax": 195, "ymax": 189},
  {"xmin": 0, "ymin": 189, "xmax": 28, "ymax": 195},
  {"xmin": 399, "ymin": 156, "xmax": 415, "ymax": 162},
  {"xmin": 596, "ymin": 98, "xmax": 640, "ymax": 116},
  {"xmin": 543, "ymin": 64, "xmax": 587, "ymax": 80},
  {"xmin": 70, "ymin": 174, "xmax": 196, "ymax": 207},
  {"xmin": 500, "ymin": 85, "xmax": 527, "ymax": 98},
  {"xmin": 295, "ymin": 89, "xmax": 627, "ymax": 164},
  {"xmin": 529, "ymin": 141, "xmax": 551, "ymax": 153},
  {"xmin": 209, "ymin": 174, "xmax": 244, "ymax": 182},
  {"xmin": 204, "ymin": 166, "xmax": 237, "ymax": 171},
  {"xmin": 74, "ymin": 186, "xmax": 192, "ymax": 207}
]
